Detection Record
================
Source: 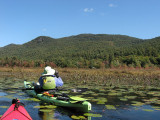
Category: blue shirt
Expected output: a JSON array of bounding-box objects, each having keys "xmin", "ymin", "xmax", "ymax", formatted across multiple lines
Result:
[{"xmin": 38, "ymin": 75, "xmax": 63, "ymax": 87}]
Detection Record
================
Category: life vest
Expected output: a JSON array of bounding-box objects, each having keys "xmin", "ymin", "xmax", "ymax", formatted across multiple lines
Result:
[{"xmin": 42, "ymin": 76, "xmax": 56, "ymax": 89}]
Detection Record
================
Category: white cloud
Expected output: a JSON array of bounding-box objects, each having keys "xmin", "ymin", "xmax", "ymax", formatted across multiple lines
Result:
[
  {"xmin": 84, "ymin": 8, "xmax": 94, "ymax": 12},
  {"xmin": 109, "ymin": 3, "xmax": 117, "ymax": 7}
]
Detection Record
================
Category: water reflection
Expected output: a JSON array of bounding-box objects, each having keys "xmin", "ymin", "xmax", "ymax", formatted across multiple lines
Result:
[
  {"xmin": 38, "ymin": 110, "xmax": 55, "ymax": 120},
  {"xmin": 37, "ymin": 103, "xmax": 91, "ymax": 120}
]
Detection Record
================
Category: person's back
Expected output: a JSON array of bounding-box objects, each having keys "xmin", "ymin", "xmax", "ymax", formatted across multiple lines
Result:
[
  {"xmin": 39, "ymin": 76, "xmax": 56, "ymax": 89},
  {"xmin": 38, "ymin": 66, "xmax": 63, "ymax": 91}
]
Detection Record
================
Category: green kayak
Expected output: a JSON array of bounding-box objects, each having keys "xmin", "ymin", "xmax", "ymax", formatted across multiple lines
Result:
[{"xmin": 24, "ymin": 80, "xmax": 91, "ymax": 112}]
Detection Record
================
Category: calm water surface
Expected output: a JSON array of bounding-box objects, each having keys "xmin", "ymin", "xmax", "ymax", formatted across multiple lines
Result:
[{"xmin": 0, "ymin": 78, "xmax": 160, "ymax": 120}]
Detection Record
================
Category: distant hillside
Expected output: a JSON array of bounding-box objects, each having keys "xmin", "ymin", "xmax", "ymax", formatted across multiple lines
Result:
[
  {"xmin": 0, "ymin": 34, "xmax": 160, "ymax": 68},
  {"xmin": 0, "ymin": 34, "xmax": 143, "ymax": 59}
]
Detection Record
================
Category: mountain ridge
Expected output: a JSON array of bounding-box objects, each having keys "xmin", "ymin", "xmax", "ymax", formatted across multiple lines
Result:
[{"xmin": 0, "ymin": 33, "xmax": 160, "ymax": 68}]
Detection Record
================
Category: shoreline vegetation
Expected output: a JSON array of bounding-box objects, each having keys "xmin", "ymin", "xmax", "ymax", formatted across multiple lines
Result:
[{"xmin": 0, "ymin": 67, "xmax": 160, "ymax": 87}]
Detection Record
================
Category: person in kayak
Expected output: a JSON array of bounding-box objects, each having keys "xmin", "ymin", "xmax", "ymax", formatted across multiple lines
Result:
[{"xmin": 34, "ymin": 66, "xmax": 63, "ymax": 93}]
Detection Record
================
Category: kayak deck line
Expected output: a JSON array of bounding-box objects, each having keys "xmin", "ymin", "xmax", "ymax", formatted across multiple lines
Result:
[{"xmin": 24, "ymin": 80, "xmax": 92, "ymax": 112}]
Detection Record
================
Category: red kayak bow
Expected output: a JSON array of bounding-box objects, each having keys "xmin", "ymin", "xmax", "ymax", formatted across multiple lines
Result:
[{"xmin": 0, "ymin": 99, "xmax": 32, "ymax": 120}]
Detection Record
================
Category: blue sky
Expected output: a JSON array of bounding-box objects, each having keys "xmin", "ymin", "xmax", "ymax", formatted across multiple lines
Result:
[{"xmin": 0, "ymin": 0, "xmax": 160, "ymax": 47}]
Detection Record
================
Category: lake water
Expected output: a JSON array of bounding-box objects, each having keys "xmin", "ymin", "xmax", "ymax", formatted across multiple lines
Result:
[{"xmin": 0, "ymin": 78, "xmax": 160, "ymax": 120}]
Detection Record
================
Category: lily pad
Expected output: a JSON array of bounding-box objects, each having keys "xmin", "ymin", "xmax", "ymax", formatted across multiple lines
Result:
[
  {"xmin": 108, "ymin": 92, "xmax": 122, "ymax": 96},
  {"xmin": 17, "ymin": 93, "xmax": 25, "ymax": 96},
  {"xmin": 84, "ymin": 113, "xmax": 102, "ymax": 117},
  {"xmin": 90, "ymin": 98, "xmax": 99, "ymax": 102},
  {"xmin": 91, "ymin": 93, "xmax": 99, "ymax": 96},
  {"xmin": 24, "ymin": 98, "xmax": 41, "ymax": 102},
  {"xmin": 85, "ymin": 97, "xmax": 94, "ymax": 100},
  {"xmin": 119, "ymin": 98, "xmax": 128, "ymax": 101},
  {"xmin": 105, "ymin": 105, "xmax": 116, "ymax": 110},
  {"xmin": 34, "ymin": 106, "xmax": 47, "ymax": 109},
  {"xmin": 71, "ymin": 115, "xmax": 86, "ymax": 120},
  {"xmin": 39, "ymin": 109, "xmax": 52, "ymax": 112},
  {"xmin": 142, "ymin": 109, "xmax": 154, "ymax": 112},
  {"xmin": 124, "ymin": 96, "xmax": 137, "ymax": 99},
  {"xmin": 44, "ymin": 105, "xmax": 57, "ymax": 109},
  {"xmin": 152, "ymin": 106, "xmax": 160, "ymax": 110},
  {"xmin": 131, "ymin": 101, "xmax": 144, "ymax": 106},
  {"xmin": 97, "ymin": 101, "xmax": 106, "ymax": 104},
  {"xmin": 71, "ymin": 115, "xmax": 80, "ymax": 120},
  {"xmin": 143, "ymin": 97, "xmax": 159, "ymax": 104},
  {"xmin": 0, "ymin": 106, "xmax": 9, "ymax": 108},
  {"xmin": 98, "ymin": 93, "xmax": 107, "ymax": 96},
  {"xmin": 7, "ymin": 91, "xmax": 17, "ymax": 94},
  {"xmin": 96, "ymin": 97, "xmax": 107, "ymax": 104}
]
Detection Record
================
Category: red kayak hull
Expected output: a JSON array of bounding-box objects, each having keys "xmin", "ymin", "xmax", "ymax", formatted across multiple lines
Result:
[{"xmin": 0, "ymin": 104, "xmax": 32, "ymax": 120}]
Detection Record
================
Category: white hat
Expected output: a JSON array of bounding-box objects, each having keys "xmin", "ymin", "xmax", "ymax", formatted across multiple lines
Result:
[{"xmin": 42, "ymin": 66, "xmax": 55, "ymax": 76}]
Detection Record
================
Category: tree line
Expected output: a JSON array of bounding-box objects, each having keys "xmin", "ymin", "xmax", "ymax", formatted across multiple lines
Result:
[
  {"xmin": 1, "ymin": 55, "xmax": 160, "ymax": 69},
  {"xmin": 0, "ymin": 34, "xmax": 160, "ymax": 68}
]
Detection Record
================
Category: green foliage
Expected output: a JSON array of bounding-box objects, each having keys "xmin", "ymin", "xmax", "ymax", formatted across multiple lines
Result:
[{"xmin": 0, "ymin": 34, "xmax": 160, "ymax": 68}]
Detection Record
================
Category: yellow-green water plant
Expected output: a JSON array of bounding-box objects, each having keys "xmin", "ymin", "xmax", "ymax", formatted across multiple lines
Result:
[
  {"xmin": 124, "ymin": 95, "xmax": 137, "ymax": 99},
  {"xmin": 142, "ymin": 109, "xmax": 154, "ymax": 112},
  {"xmin": 116, "ymin": 88, "xmax": 127, "ymax": 92},
  {"xmin": 91, "ymin": 93, "xmax": 99, "ymax": 96},
  {"xmin": 71, "ymin": 115, "xmax": 86, "ymax": 120},
  {"xmin": 131, "ymin": 101, "xmax": 145, "ymax": 106},
  {"xmin": 90, "ymin": 98, "xmax": 100, "ymax": 102},
  {"xmin": 17, "ymin": 92, "xmax": 26, "ymax": 96},
  {"xmin": 108, "ymin": 92, "xmax": 122, "ymax": 96},
  {"xmin": 152, "ymin": 106, "xmax": 160, "ymax": 111},
  {"xmin": 24, "ymin": 98, "xmax": 41, "ymax": 102},
  {"xmin": 84, "ymin": 113, "xmax": 102, "ymax": 117},
  {"xmin": 44, "ymin": 105, "xmax": 57, "ymax": 109},
  {"xmin": 39, "ymin": 109, "xmax": 53, "ymax": 113},
  {"xmin": 81, "ymin": 90, "xmax": 95, "ymax": 95},
  {"xmin": 73, "ymin": 95, "xmax": 84, "ymax": 98},
  {"xmin": 6, "ymin": 91, "xmax": 17, "ymax": 94},
  {"xmin": 96, "ymin": 97, "xmax": 108, "ymax": 104},
  {"xmin": 135, "ymin": 91, "xmax": 146, "ymax": 97},
  {"xmin": 143, "ymin": 97, "xmax": 159, "ymax": 104},
  {"xmin": 119, "ymin": 97, "xmax": 128, "ymax": 101},
  {"xmin": 0, "ymin": 106, "xmax": 9, "ymax": 108},
  {"xmin": 147, "ymin": 91, "xmax": 160, "ymax": 96},
  {"xmin": 98, "ymin": 89, "xmax": 106, "ymax": 92},
  {"xmin": 97, "ymin": 92, "xmax": 107, "ymax": 96},
  {"xmin": 85, "ymin": 96, "xmax": 94, "ymax": 100},
  {"xmin": 34, "ymin": 105, "xmax": 57, "ymax": 109},
  {"xmin": 105, "ymin": 105, "xmax": 116, "ymax": 110}
]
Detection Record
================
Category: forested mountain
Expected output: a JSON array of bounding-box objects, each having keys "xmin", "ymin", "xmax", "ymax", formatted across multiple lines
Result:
[{"xmin": 0, "ymin": 34, "xmax": 160, "ymax": 68}]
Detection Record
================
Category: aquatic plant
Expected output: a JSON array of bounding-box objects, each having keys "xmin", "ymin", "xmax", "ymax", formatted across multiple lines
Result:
[{"xmin": 105, "ymin": 105, "xmax": 116, "ymax": 110}]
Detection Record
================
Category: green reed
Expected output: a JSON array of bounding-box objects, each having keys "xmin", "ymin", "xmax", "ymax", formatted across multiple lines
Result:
[{"xmin": 0, "ymin": 67, "xmax": 160, "ymax": 87}]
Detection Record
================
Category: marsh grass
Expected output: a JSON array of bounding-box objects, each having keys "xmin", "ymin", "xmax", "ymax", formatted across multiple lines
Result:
[{"xmin": 0, "ymin": 67, "xmax": 160, "ymax": 87}]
